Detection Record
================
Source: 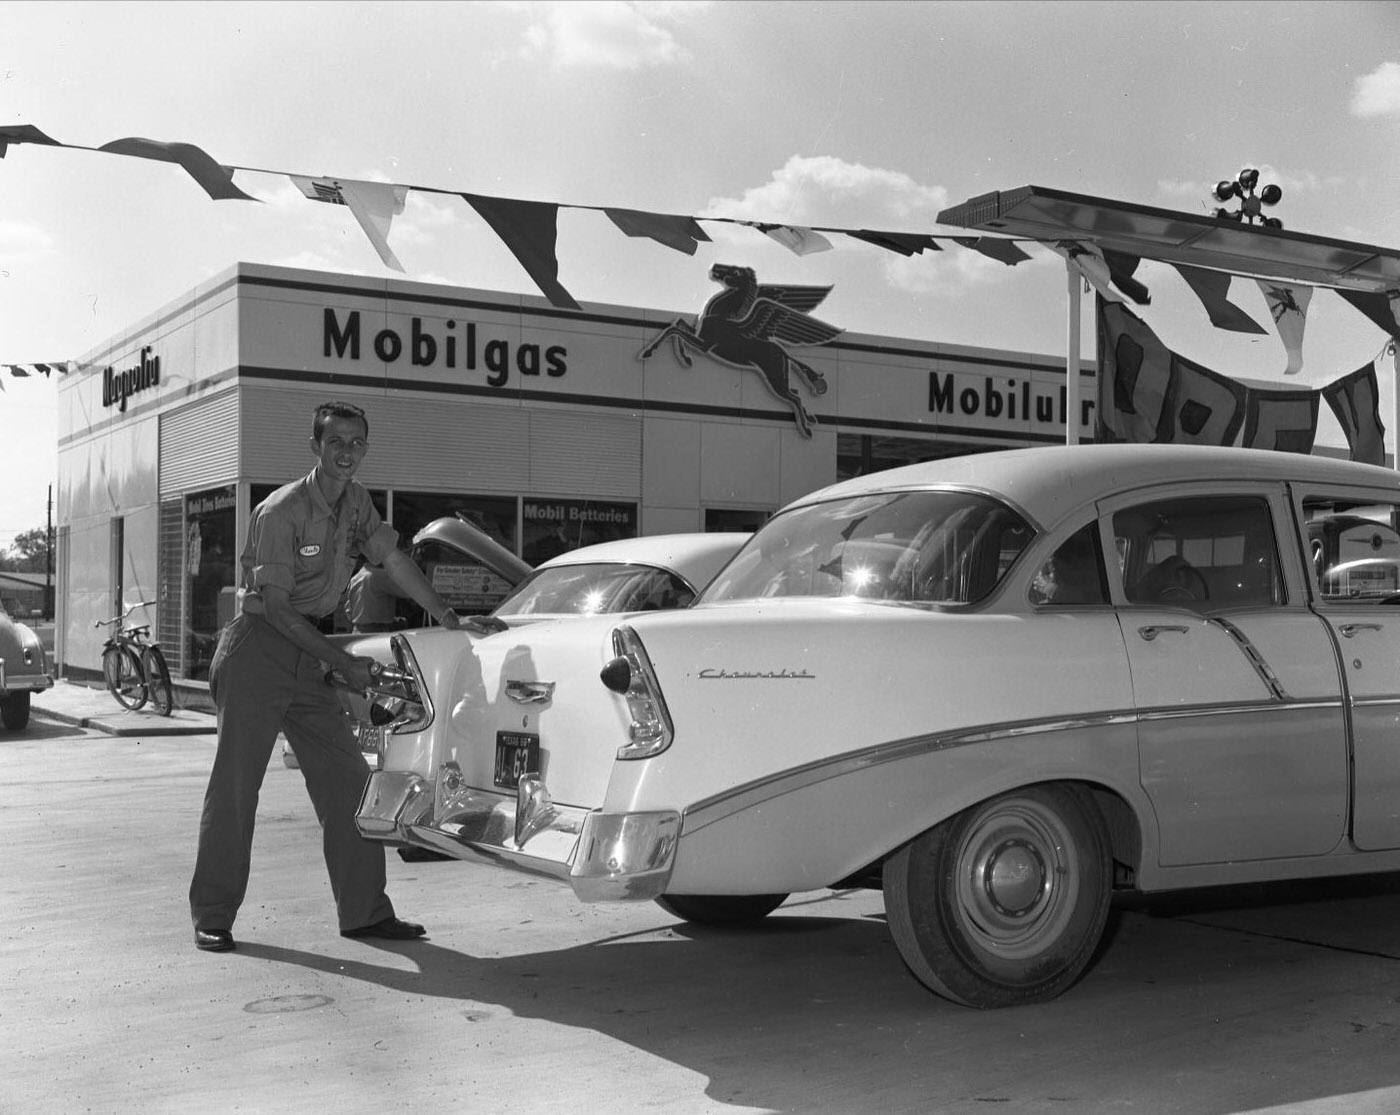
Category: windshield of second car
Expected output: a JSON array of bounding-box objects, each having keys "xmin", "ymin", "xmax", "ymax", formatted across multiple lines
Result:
[
  {"xmin": 493, "ymin": 563, "xmax": 696, "ymax": 616},
  {"xmin": 700, "ymin": 490, "xmax": 1034, "ymax": 605}
]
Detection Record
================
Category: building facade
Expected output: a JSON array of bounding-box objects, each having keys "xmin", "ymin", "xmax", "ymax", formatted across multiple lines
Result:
[{"xmin": 55, "ymin": 262, "xmax": 1095, "ymax": 686}]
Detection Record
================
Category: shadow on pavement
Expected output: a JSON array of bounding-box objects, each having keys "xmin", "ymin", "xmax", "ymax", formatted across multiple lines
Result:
[{"xmin": 232, "ymin": 897, "xmax": 1400, "ymax": 1115}]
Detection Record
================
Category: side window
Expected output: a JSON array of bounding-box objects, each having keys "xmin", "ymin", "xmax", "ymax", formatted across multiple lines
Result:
[
  {"xmin": 1114, "ymin": 495, "xmax": 1282, "ymax": 608},
  {"xmin": 1028, "ymin": 523, "xmax": 1108, "ymax": 606},
  {"xmin": 1302, "ymin": 497, "xmax": 1400, "ymax": 604}
]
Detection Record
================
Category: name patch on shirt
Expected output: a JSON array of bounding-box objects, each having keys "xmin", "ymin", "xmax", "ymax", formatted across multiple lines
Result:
[{"xmin": 299, "ymin": 544, "xmax": 322, "ymax": 557}]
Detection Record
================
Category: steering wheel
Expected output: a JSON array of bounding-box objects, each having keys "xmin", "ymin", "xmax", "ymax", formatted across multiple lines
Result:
[
  {"xmin": 1136, "ymin": 555, "xmax": 1210, "ymax": 603},
  {"xmin": 1160, "ymin": 559, "xmax": 1210, "ymax": 602}
]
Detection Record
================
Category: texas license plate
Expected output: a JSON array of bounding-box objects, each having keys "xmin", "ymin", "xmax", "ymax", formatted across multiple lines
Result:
[{"xmin": 494, "ymin": 731, "xmax": 540, "ymax": 789}]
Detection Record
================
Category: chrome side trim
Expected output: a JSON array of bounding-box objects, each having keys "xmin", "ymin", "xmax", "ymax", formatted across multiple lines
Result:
[
  {"xmin": 1207, "ymin": 616, "xmax": 1290, "ymax": 700},
  {"xmin": 683, "ymin": 708, "xmax": 1138, "ymax": 836},
  {"xmin": 1134, "ymin": 698, "xmax": 1340, "ymax": 722},
  {"xmin": 682, "ymin": 697, "xmax": 1347, "ymax": 836}
]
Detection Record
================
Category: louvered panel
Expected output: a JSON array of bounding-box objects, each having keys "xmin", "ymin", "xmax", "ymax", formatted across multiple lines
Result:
[
  {"xmin": 159, "ymin": 391, "xmax": 240, "ymax": 496},
  {"xmin": 238, "ymin": 386, "xmax": 532, "ymax": 493},
  {"xmin": 526, "ymin": 409, "xmax": 641, "ymax": 498}
]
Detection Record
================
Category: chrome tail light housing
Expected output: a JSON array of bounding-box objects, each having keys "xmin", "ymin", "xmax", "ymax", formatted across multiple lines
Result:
[{"xmin": 601, "ymin": 624, "xmax": 673, "ymax": 760}]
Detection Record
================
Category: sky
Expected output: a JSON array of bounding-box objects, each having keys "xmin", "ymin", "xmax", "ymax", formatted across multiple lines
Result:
[{"xmin": 3, "ymin": 0, "xmax": 1399, "ymax": 551}]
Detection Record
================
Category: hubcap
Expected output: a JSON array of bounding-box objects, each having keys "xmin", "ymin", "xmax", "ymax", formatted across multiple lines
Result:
[
  {"xmin": 982, "ymin": 838, "xmax": 1047, "ymax": 917},
  {"xmin": 955, "ymin": 798, "xmax": 1080, "ymax": 959}
]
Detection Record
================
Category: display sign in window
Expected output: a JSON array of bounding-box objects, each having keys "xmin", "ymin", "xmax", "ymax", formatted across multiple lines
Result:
[
  {"xmin": 430, "ymin": 563, "xmax": 517, "ymax": 613},
  {"xmin": 522, "ymin": 498, "xmax": 636, "ymax": 565}
]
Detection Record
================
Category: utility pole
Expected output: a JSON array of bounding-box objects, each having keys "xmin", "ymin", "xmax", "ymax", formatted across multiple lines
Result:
[{"xmin": 45, "ymin": 484, "xmax": 54, "ymax": 619}]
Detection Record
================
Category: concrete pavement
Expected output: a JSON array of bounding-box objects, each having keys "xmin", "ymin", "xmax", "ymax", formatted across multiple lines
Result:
[
  {"xmin": 31, "ymin": 677, "xmax": 216, "ymax": 736},
  {"xmin": 8, "ymin": 710, "xmax": 1400, "ymax": 1114}
]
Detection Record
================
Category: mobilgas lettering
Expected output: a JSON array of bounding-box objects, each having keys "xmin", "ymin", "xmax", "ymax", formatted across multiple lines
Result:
[
  {"xmin": 101, "ymin": 346, "xmax": 161, "ymax": 413},
  {"xmin": 322, "ymin": 308, "xmax": 569, "ymax": 388},
  {"xmin": 927, "ymin": 372, "xmax": 1094, "ymax": 429}
]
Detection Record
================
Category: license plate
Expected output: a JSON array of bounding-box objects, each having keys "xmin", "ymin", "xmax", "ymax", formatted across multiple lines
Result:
[{"xmin": 494, "ymin": 731, "xmax": 540, "ymax": 790}]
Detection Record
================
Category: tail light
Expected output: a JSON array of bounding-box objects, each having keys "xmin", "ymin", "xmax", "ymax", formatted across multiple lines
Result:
[
  {"xmin": 601, "ymin": 625, "xmax": 673, "ymax": 760},
  {"xmin": 374, "ymin": 635, "xmax": 433, "ymax": 736}
]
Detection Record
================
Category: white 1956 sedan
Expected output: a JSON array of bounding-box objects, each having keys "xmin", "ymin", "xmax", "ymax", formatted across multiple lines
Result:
[{"xmin": 355, "ymin": 444, "xmax": 1400, "ymax": 1008}]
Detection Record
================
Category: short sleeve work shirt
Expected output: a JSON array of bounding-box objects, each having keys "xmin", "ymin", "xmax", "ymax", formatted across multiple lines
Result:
[{"xmin": 238, "ymin": 469, "xmax": 398, "ymax": 619}]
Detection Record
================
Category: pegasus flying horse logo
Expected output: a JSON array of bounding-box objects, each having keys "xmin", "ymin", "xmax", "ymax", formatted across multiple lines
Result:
[{"xmin": 639, "ymin": 263, "xmax": 843, "ymax": 437}]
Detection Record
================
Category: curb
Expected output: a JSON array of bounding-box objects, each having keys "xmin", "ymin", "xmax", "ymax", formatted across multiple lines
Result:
[{"xmin": 33, "ymin": 705, "xmax": 217, "ymax": 737}]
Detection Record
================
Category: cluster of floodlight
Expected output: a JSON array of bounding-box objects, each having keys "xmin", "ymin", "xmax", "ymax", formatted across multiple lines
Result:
[{"xmin": 1213, "ymin": 168, "xmax": 1283, "ymax": 228}]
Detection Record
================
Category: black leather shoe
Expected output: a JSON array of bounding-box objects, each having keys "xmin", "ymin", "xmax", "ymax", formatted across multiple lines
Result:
[
  {"xmin": 340, "ymin": 916, "xmax": 426, "ymax": 940},
  {"xmin": 195, "ymin": 928, "xmax": 235, "ymax": 952}
]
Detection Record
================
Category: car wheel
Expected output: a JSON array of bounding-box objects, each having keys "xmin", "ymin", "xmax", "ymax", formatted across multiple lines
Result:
[
  {"xmin": 0, "ymin": 690, "xmax": 31, "ymax": 730},
  {"xmin": 882, "ymin": 783, "xmax": 1111, "ymax": 1009},
  {"xmin": 655, "ymin": 893, "xmax": 788, "ymax": 925}
]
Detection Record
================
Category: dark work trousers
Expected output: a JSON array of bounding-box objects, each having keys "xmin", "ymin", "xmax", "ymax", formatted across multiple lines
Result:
[{"xmin": 189, "ymin": 613, "xmax": 394, "ymax": 934}]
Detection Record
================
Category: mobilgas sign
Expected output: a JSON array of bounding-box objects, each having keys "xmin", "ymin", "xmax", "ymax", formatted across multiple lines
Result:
[
  {"xmin": 102, "ymin": 346, "xmax": 161, "ymax": 412},
  {"xmin": 323, "ymin": 309, "xmax": 567, "ymax": 387},
  {"xmin": 927, "ymin": 371, "xmax": 1095, "ymax": 432}
]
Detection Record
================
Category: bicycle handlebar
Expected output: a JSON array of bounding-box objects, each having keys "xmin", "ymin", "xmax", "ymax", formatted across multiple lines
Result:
[{"xmin": 94, "ymin": 599, "xmax": 158, "ymax": 630}]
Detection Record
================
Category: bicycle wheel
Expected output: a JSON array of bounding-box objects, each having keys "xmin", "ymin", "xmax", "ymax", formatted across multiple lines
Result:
[
  {"xmin": 102, "ymin": 645, "xmax": 148, "ymax": 711},
  {"xmin": 142, "ymin": 646, "xmax": 174, "ymax": 716}
]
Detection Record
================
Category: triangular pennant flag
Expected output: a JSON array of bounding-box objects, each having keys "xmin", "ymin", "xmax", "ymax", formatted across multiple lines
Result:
[
  {"xmin": 463, "ymin": 193, "xmax": 580, "ymax": 310},
  {"xmin": 1160, "ymin": 352, "xmax": 1247, "ymax": 445},
  {"xmin": 1322, "ymin": 361, "xmax": 1387, "ymax": 465},
  {"xmin": 1336, "ymin": 288, "xmax": 1400, "ymax": 339},
  {"xmin": 0, "ymin": 124, "xmax": 62, "ymax": 157},
  {"xmin": 9, "ymin": 365, "xmax": 31, "ymax": 377},
  {"xmin": 1258, "ymin": 281, "xmax": 1314, "ymax": 374},
  {"xmin": 844, "ymin": 230, "xmax": 943, "ymax": 256},
  {"xmin": 952, "ymin": 236, "xmax": 1032, "ymax": 266},
  {"xmin": 98, "ymin": 136, "xmax": 256, "ymax": 201},
  {"xmin": 1053, "ymin": 242, "xmax": 1124, "ymax": 304},
  {"xmin": 1241, "ymin": 389, "xmax": 1319, "ymax": 453},
  {"xmin": 748, "ymin": 223, "xmax": 833, "ymax": 256},
  {"xmin": 291, "ymin": 176, "xmax": 408, "ymax": 271},
  {"xmin": 1168, "ymin": 263, "xmax": 1268, "ymax": 334},
  {"xmin": 1095, "ymin": 298, "xmax": 1171, "ymax": 441},
  {"xmin": 603, "ymin": 209, "xmax": 710, "ymax": 255},
  {"xmin": 1101, "ymin": 249, "xmax": 1151, "ymax": 305}
]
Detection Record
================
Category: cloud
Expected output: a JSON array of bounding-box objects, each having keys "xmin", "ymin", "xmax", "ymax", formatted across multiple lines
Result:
[
  {"xmin": 1351, "ymin": 61, "xmax": 1400, "ymax": 117},
  {"xmin": 701, "ymin": 155, "xmax": 1034, "ymax": 294},
  {"xmin": 0, "ymin": 220, "xmax": 57, "ymax": 265},
  {"xmin": 704, "ymin": 154, "xmax": 949, "ymax": 228},
  {"xmin": 517, "ymin": 1, "xmax": 706, "ymax": 70}
]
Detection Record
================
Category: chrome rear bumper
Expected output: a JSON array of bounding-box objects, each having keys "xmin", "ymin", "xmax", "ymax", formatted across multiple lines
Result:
[
  {"xmin": 0, "ymin": 665, "xmax": 52, "ymax": 693},
  {"xmin": 356, "ymin": 766, "xmax": 680, "ymax": 902}
]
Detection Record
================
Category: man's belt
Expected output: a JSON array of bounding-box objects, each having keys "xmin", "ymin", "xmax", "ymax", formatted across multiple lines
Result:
[{"xmin": 307, "ymin": 613, "xmax": 338, "ymax": 635}]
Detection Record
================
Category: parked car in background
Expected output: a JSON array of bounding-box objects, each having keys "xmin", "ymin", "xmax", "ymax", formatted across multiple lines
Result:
[
  {"xmin": 293, "ymin": 526, "xmax": 747, "ymax": 769},
  {"xmin": 353, "ymin": 444, "xmax": 1400, "ymax": 1008},
  {"xmin": 0, "ymin": 599, "xmax": 53, "ymax": 730}
]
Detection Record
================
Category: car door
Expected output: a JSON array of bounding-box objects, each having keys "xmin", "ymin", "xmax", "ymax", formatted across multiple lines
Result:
[
  {"xmin": 1100, "ymin": 484, "xmax": 1348, "ymax": 867},
  {"xmin": 1294, "ymin": 486, "xmax": 1400, "ymax": 851}
]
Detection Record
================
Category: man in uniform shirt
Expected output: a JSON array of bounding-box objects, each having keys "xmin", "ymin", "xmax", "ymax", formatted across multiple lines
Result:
[{"xmin": 190, "ymin": 401, "xmax": 462, "ymax": 952}]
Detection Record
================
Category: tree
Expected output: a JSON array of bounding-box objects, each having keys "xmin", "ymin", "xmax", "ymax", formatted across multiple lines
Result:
[{"xmin": 1, "ymin": 526, "xmax": 53, "ymax": 574}]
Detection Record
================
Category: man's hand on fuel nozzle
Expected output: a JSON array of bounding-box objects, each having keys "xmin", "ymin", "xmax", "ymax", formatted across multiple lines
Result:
[{"xmin": 340, "ymin": 655, "xmax": 379, "ymax": 692}]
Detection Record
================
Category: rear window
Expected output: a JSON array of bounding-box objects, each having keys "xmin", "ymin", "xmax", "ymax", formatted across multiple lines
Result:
[
  {"xmin": 701, "ymin": 490, "xmax": 1033, "ymax": 605},
  {"xmin": 494, "ymin": 563, "xmax": 695, "ymax": 616}
]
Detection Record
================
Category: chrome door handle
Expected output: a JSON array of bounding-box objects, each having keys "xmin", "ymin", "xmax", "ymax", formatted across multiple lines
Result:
[
  {"xmin": 1138, "ymin": 625, "xmax": 1190, "ymax": 641},
  {"xmin": 1339, "ymin": 623, "xmax": 1383, "ymax": 638},
  {"xmin": 506, "ymin": 680, "xmax": 555, "ymax": 703}
]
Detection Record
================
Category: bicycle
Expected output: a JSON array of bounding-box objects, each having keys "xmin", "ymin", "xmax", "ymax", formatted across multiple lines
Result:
[{"xmin": 95, "ymin": 600, "xmax": 174, "ymax": 716}]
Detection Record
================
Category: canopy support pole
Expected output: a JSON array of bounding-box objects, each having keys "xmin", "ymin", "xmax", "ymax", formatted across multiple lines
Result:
[{"xmin": 1066, "ymin": 256, "xmax": 1081, "ymax": 446}]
